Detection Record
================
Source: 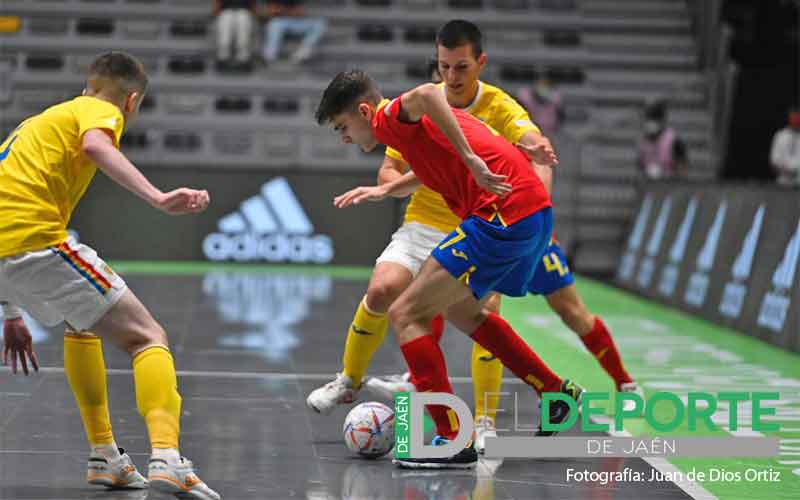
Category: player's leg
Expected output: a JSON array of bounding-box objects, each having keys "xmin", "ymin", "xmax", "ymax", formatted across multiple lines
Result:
[
  {"xmin": 90, "ymin": 289, "xmax": 219, "ymax": 499},
  {"xmin": 470, "ymin": 292, "xmax": 503, "ymax": 453},
  {"xmin": 306, "ymin": 261, "xmax": 410, "ymax": 414},
  {"xmin": 545, "ymin": 284, "xmax": 642, "ymax": 399},
  {"xmin": 308, "ymin": 222, "xmax": 446, "ymax": 414},
  {"xmin": 5, "ymin": 239, "xmax": 219, "ymax": 500},
  {"xmin": 64, "ymin": 329, "xmax": 148, "ymax": 489}
]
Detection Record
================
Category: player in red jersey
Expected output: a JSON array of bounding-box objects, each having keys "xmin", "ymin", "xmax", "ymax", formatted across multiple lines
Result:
[{"xmin": 316, "ymin": 70, "xmax": 583, "ymax": 469}]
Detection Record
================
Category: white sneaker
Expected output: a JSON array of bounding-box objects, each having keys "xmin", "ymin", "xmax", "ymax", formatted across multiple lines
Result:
[
  {"xmin": 307, "ymin": 373, "xmax": 359, "ymax": 415},
  {"xmin": 620, "ymin": 382, "xmax": 645, "ymax": 413},
  {"xmin": 148, "ymin": 456, "xmax": 220, "ymax": 500},
  {"xmin": 364, "ymin": 372, "xmax": 416, "ymax": 402},
  {"xmin": 474, "ymin": 416, "xmax": 497, "ymax": 455},
  {"xmin": 87, "ymin": 449, "xmax": 148, "ymax": 489}
]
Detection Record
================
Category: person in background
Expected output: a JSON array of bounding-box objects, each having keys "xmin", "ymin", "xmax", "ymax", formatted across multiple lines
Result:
[
  {"xmin": 262, "ymin": 0, "xmax": 327, "ymax": 64},
  {"xmin": 214, "ymin": 0, "xmax": 257, "ymax": 72},
  {"xmin": 769, "ymin": 108, "xmax": 800, "ymax": 187},
  {"xmin": 637, "ymin": 99, "xmax": 688, "ymax": 180},
  {"xmin": 516, "ymin": 72, "xmax": 564, "ymax": 138}
]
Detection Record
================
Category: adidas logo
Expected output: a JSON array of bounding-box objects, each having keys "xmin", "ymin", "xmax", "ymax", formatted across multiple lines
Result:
[{"xmin": 203, "ymin": 177, "xmax": 334, "ymax": 263}]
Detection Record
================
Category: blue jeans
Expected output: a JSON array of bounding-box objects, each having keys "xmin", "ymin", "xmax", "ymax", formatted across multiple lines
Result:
[{"xmin": 263, "ymin": 17, "xmax": 327, "ymax": 61}]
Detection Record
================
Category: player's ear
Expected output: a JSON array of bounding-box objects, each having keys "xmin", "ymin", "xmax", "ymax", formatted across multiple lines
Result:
[
  {"xmin": 125, "ymin": 91, "xmax": 140, "ymax": 113},
  {"xmin": 81, "ymin": 88, "xmax": 87, "ymax": 96},
  {"xmin": 357, "ymin": 102, "xmax": 372, "ymax": 120},
  {"xmin": 477, "ymin": 52, "xmax": 487, "ymax": 69}
]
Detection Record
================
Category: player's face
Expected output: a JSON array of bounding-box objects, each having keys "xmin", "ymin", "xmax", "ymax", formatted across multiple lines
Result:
[
  {"xmin": 436, "ymin": 43, "xmax": 486, "ymax": 104},
  {"xmin": 332, "ymin": 107, "xmax": 378, "ymax": 152}
]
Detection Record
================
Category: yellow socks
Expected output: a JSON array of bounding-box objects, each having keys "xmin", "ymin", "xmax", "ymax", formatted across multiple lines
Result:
[
  {"xmin": 132, "ymin": 346, "xmax": 182, "ymax": 450},
  {"xmin": 342, "ymin": 297, "xmax": 389, "ymax": 388},
  {"xmin": 64, "ymin": 333, "xmax": 114, "ymax": 447},
  {"xmin": 471, "ymin": 342, "xmax": 504, "ymax": 421}
]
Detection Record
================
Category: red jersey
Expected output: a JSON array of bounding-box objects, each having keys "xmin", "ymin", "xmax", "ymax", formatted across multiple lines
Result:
[{"xmin": 373, "ymin": 97, "xmax": 551, "ymax": 226}]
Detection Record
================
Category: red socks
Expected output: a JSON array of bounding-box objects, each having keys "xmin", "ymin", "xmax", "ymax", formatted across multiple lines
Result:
[
  {"xmin": 470, "ymin": 312, "xmax": 562, "ymax": 394},
  {"xmin": 580, "ymin": 317, "xmax": 633, "ymax": 390},
  {"xmin": 400, "ymin": 335, "xmax": 458, "ymax": 440}
]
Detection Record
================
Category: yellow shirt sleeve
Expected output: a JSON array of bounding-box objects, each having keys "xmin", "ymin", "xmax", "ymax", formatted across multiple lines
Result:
[
  {"xmin": 493, "ymin": 95, "xmax": 541, "ymax": 144},
  {"xmin": 77, "ymin": 99, "xmax": 125, "ymax": 148},
  {"xmin": 385, "ymin": 145, "xmax": 405, "ymax": 161}
]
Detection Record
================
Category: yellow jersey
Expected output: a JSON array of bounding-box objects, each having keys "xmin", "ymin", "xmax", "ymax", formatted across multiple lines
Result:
[
  {"xmin": 0, "ymin": 96, "xmax": 125, "ymax": 258},
  {"xmin": 386, "ymin": 81, "xmax": 540, "ymax": 233}
]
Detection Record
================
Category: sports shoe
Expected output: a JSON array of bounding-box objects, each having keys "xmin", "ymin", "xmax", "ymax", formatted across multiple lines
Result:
[
  {"xmin": 536, "ymin": 379, "xmax": 583, "ymax": 436},
  {"xmin": 307, "ymin": 373, "xmax": 359, "ymax": 415},
  {"xmin": 87, "ymin": 448, "xmax": 148, "ymax": 489},
  {"xmin": 364, "ymin": 372, "xmax": 416, "ymax": 401},
  {"xmin": 620, "ymin": 381, "xmax": 645, "ymax": 413},
  {"xmin": 393, "ymin": 435, "xmax": 478, "ymax": 469},
  {"xmin": 474, "ymin": 416, "xmax": 497, "ymax": 455},
  {"xmin": 148, "ymin": 456, "xmax": 220, "ymax": 500}
]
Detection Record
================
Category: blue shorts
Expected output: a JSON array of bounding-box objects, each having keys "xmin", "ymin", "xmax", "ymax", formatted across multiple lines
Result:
[
  {"xmin": 431, "ymin": 208, "xmax": 553, "ymax": 300},
  {"xmin": 527, "ymin": 240, "xmax": 574, "ymax": 296}
]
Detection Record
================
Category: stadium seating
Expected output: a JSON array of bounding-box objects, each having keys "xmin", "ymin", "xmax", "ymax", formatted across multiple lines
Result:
[{"xmin": 0, "ymin": 0, "xmax": 713, "ymax": 272}]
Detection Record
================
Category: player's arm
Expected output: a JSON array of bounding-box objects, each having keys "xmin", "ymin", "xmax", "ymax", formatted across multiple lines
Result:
[
  {"xmin": 82, "ymin": 129, "xmax": 209, "ymax": 215},
  {"xmin": 1, "ymin": 301, "xmax": 38, "ymax": 376},
  {"xmin": 334, "ymin": 169, "xmax": 420, "ymax": 209},
  {"xmin": 518, "ymin": 131, "xmax": 553, "ymax": 194},
  {"xmin": 398, "ymin": 84, "xmax": 511, "ymax": 196},
  {"xmin": 378, "ymin": 155, "xmax": 420, "ymax": 197}
]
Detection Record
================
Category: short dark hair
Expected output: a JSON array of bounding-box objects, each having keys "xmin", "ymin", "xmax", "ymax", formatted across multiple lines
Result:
[
  {"xmin": 436, "ymin": 20, "xmax": 483, "ymax": 58},
  {"xmin": 315, "ymin": 70, "xmax": 383, "ymax": 125},
  {"xmin": 88, "ymin": 51, "xmax": 148, "ymax": 94}
]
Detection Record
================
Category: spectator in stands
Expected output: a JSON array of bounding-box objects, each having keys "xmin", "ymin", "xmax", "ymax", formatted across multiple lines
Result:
[
  {"xmin": 214, "ymin": 0, "xmax": 257, "ymax": 72},
  {"xmin": 637, "ymin": 99, "xmax": 688, "ymax": 180},
  {"xmin": 261, "ymin": 0, "xmax": 327, "ymax": 64},
  {"xmin": 516, "ymin": 73, "xmax": 564, "ymax": 137},
  {"xmin": 769, "ymin": 108, "xmax": 800, "ymax": 187}
]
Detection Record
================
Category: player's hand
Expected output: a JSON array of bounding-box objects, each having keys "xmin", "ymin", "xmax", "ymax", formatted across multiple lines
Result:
[
  {"xmin": 465, "ymin": 154, "xmax": 512, "ymax": 197},
  {"xmin": 2, "ymin": 317, "xmax": 39, "ymax": 376},
  {"xmin": 516, "ymin": 136, "xmax": 558, "ymax": 167},
  {"xmin": 154, "ymin": 188, "xmax": 210, "ymax": 215},
  {"xmin": 333, "ymin": 185, "xmax": 389, "ymax": 208}
]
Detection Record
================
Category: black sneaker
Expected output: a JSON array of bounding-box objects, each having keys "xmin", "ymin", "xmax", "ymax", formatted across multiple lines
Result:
[
  {"xmin": 392, "ymin": 436, "xmax": 478, "ymax": 469},
  {"xmin": 536, "ymin": 379, "xmax": 583, "ymax": 436}
]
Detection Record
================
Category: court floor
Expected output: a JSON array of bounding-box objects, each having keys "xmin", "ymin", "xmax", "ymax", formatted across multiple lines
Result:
[{"xmin": 0, "ymin": 270, "xmax": 693, "ymax": 499}]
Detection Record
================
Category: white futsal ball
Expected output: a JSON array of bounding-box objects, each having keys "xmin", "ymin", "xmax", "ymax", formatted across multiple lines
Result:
[{"xmin": 342, "ymin": 402, "xmax": 395, "ymax": 458}]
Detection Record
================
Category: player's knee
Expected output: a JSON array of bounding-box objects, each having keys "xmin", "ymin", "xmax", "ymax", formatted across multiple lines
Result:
[
  {"xmin": 124, "ymin": 323, "xmax": 169, "ymax": 356},
  {"xmin": 366, "ymin": 278, "xmax": 404, "ymax": 312}
]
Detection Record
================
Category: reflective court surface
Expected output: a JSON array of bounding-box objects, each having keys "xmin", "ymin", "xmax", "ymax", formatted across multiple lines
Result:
[{"xmin": 0, "ymin": 270, "xmax": 692, "ymax": 499}]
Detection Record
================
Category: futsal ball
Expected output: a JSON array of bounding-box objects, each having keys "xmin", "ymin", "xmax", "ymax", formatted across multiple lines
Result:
[{"xmin": 342, "ymin": 402, "xmax": 395, "ymax": 458}]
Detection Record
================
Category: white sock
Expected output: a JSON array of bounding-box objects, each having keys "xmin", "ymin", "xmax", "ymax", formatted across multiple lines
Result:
[
  {"xmin": 91, "ymin": 441, "xmax": 121, "ymax": 460},
  {"xmin": 151, "ymin": 447, "xmax": 181, "ymax": 465}
]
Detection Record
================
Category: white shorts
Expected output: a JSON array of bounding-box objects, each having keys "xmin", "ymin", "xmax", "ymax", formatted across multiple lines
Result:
[
  {"xmin": 0, "ymin": 236, "xmax": 127, "ymax": 330},
  {"xmin": 375, "ymin": 222, "xmax": 449, "ymax": 277}
]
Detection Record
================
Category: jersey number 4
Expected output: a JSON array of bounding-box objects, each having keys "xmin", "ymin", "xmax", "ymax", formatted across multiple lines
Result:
[{"xmin": 543, "ymin": 252, "xmax": 568, "ymax": 277}]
